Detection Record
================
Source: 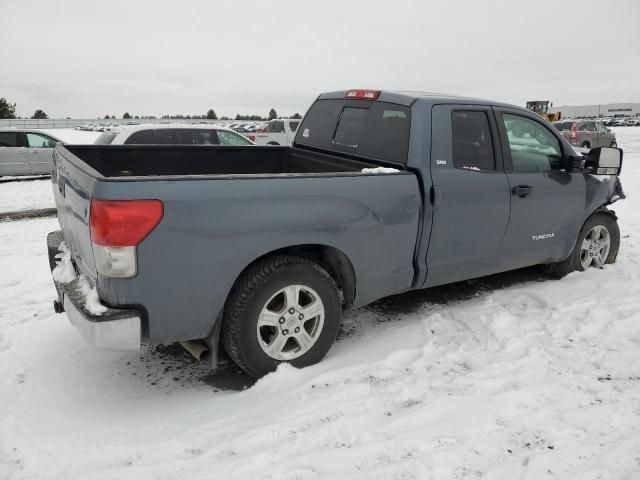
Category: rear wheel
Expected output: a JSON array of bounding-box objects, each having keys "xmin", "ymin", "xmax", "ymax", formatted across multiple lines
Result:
[
  {"xmin": 581, "ymin": 141, "xmax": 591, "ymax": 149},
  {"xmin": 610, "ymin": 140, "xmax": 617, "ymax": 147},
  {"xmin": 221, "ymin": 255, "xmax": 342, "ymax": 377},
  {"xmin": 542, "ymin": 213, "xmax": 619, "ymax": 278}
]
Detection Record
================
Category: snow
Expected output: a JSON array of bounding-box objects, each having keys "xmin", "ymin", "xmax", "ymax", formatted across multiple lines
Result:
[
  {"xmin": 0, "ymin": 127, "xmax": 639, "ymax": 479},
  {"xmin": 40, "ymin": 128, "xmax": 101, "ymax": 144},
  {"xmin": 51, "ymin": 241, "xmax": 75, "ymax": 284},
  {"xmin": 77, "ymin": 275, "xmax": 108, "ymax": 315},
  {"xmin": 361, "ymin": 167, "xmax": 400, "ymax": 174},
  {"xmin": 0, "ymin": 179, "xmax": 54, "ymax": 213}
]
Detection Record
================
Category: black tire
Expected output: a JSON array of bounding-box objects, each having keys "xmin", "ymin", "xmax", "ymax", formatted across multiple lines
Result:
[
  {"xmin": 221, "ymin": 255, "xmax": 341, "ymax": 377},
  {"xmin": 542, "ymin": 212, "xmax": 620, "ymax": 279},
  {"xmin": 581, "ymin": 141, "xmax": 591, "ymax": 149},
  {"xmin": 611, "ymin": 140, "xmax": 617, "ymax": 148}
]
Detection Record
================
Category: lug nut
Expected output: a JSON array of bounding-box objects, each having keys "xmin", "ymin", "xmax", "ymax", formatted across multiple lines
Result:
[
  {"xmin": 294, "ymin": 327, "xmax": 300, "ymax": 333},
  {"xmin": 279, "ymin": 317, "xmax": 285, "ymax": 324},
  {"xmin": 288, "ymin": 308, "xmax": 295, "ymax": 314},
  {"xmin": 298, "ymin": 313, "xmax": 304, "ymax": 320},
  {"xmin": 282, "ymin": 329, "xmax": 289, "ymax": 335}
]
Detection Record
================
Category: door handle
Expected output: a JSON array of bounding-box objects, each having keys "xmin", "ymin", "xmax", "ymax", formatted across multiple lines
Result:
[{"xmin": 511, "ymin": 185, "xmax": 532, "ymax": 197}]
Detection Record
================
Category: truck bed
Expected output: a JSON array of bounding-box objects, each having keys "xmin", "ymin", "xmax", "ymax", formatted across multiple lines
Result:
[{"xmin": 62, "ymin": 145, "xmax": 381, "ymax": 178}]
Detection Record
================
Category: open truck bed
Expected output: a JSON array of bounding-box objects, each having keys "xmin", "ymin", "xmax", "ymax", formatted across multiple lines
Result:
[{"xmin": 61, "ymin": 145, "xmax": 381, "ymax": 178}]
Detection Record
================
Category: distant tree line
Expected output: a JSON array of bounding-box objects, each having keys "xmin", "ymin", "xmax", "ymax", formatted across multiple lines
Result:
[{"xmin": 0, "ymin": 97, "xmax": 302, "ymax": 121}]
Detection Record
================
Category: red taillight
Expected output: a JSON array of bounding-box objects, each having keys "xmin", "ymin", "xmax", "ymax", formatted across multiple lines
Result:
[
  {"xmin": 570, "ymin": 123, "xmax": 578, "ymax": 141},
  {"xmin": 345, "ymin": 89, "xmax": 380, "ymax": 100},
  {"xmin": 90, "ymin": 199, "xmax": 163, "ymax": 247},
  {"xmin": 248, "ymin": 135, "xmax": 256, "ymax": 141}
]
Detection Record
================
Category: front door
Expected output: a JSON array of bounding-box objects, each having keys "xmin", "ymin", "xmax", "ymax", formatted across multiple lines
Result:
[
  {"xmin": 25, "ymin": 132, "xmax": 57, "ymax": 175},
  {"xmin": 495, "ymin": 109, "xmax": 586, "ymax": 269},
  {"xmin": 0, "ymin": 131, "xmax": 29, "ymax": 176},
  {"xmin": 425, "ymin": 105, "xmax": 511, "ymax": 287}
]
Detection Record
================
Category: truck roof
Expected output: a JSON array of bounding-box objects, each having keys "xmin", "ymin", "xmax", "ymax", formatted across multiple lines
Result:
[{"xmin": 317, "ymin": 89, "xmax": 520, "ymax": 110}]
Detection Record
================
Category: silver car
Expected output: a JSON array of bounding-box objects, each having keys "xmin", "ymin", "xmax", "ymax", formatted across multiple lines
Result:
[
  {"xmin": 0, "ymin": 129, "xmax": 62, "ymax": 176},
  {"xmin": 553, "ymin": 120, "xmax": 617, "ymax": 149}
]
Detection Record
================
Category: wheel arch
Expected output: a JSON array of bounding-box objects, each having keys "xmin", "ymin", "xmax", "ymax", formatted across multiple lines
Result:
[
  {"xmin": 204, "ymin": 244, "xmax": 356, "ymax": 371},
  {"xmin": 230, "ymin": 244, "xmax": 357, "ymax": 310}
]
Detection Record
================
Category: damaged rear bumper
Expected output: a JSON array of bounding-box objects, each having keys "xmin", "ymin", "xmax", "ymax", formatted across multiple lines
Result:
[{"xmin": 47, "ymin": 230, "xmax": 141, "ymax": 351}]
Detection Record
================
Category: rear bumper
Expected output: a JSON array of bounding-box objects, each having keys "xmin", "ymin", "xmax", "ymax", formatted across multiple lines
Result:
[{"xmin": 47, "ymin": 230, "xmax": 141, "ymax": 351}]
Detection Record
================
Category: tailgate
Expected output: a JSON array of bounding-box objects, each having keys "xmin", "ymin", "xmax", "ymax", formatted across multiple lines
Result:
[{"xmin": 51, "ymin": 145, "xmax": 99, "ymax": 279}]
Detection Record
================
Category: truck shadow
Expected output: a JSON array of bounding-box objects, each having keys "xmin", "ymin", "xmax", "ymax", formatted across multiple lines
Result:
[{"xmin": 141, "ymin": 265, "xmax": 547, "ymax": 392}]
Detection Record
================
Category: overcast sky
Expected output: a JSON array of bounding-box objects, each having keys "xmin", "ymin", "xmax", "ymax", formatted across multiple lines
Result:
[{"xmin": 1, "ymin": 0, "xmax": 639, "ymax": 119}]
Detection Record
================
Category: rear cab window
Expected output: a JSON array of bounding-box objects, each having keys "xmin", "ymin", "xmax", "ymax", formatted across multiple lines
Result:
[
  {"xmin": 0, "ymin": 132, "xmax": 22, "ymax": 147},
  {"xmin": 451, "ymin": 111, "xmax": 495, "ymax": 171},
  {"xmin": 553, "ymin": 122, "xmax": 573, "ymax": 131},
  {"xmin": 295, "ymin": 99, "xmax": 411, "ymax": 164}
]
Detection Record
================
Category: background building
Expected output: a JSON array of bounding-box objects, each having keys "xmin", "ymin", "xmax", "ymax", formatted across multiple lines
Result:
[{"xmin": 550, "ymin": 102, "xmax": 640, "ymax": 119}]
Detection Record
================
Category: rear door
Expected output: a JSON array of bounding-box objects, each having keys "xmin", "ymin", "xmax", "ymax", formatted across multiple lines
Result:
[
  {"xmin": 426, "ymin": 105, "xmax": 511, "ymax": 286},
  {"xmin": 495, "ymin": 108, "xmax": 585, "ymax": 268},
  {"xmin": 26, "ymin": 132, "xmax": 57, "ymax": 174},
  {"xmin": 0, "ymin": 131, "xmax": 29, "ymax": 175},
  {"xmin": 596, "ymin": 122, "xmax": 613, "ymax": 147}
]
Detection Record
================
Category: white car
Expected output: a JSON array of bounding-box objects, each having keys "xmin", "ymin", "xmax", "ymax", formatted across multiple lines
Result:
[
  {"xmin": 248, "ymin": 119, "xmax": 301, "ymax": 145},
  {"xmin": 623, "ymin": 118, "xmax": 640, "ymax": 126},
  {"xmin": 94, "ymin": 123, "xmax": 255, "ymax": 146}
]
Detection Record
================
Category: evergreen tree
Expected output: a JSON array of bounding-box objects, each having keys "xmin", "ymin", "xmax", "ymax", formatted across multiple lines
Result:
[
  {"xmin": 0, "ymin": 97, "xmax": 17, "ymax": 119},
  {"xmin": 206, "ymin": 109, "xmax": 217, "ymax": 120},
  {"xmin": 123, "ymin": 112, "xmax": 131, "ymax": 119},
  {"xmin": 31, "ymin": 109, "xmax": 48, "ymax": 119},
  {"xmin": 268, "ymin": 108, "xmax": 277, "ymax": 120}
]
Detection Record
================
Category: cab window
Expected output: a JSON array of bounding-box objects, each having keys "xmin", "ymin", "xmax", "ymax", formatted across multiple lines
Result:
[
  {"xmin": 451, "ymin": 111, "xmax": 495, "ymax": 171},
  {"xmin": 26, "ymin": 132, "xmax": 57, "ymax": 148},
  {"xmin": 580, "ymin": 122, "xmax": 596, "ymax": 132},
  {"xmin": 0, "ymin": 132, "xmax": 21, "ymax": 147},
  {"xmin": 502, "ymin": 114, "xmax": 563, "ymax": 172},
  {"xmin": 217, "ymin": 130, "xmax": 252, "ymax": 145}
]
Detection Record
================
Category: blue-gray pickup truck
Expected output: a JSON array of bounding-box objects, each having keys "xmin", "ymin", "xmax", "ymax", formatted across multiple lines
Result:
[{"xmin": 48, "ymin": 89, "xmax": 624, "ymax": 377}]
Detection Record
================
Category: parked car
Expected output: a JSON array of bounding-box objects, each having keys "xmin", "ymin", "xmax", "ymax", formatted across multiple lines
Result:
[
  {"xmin": 623, "ymin": 118, "xmax": 640, "ymax": 126},
  {"xmin": 94, "ymin": 123, "xmax": 255, "ymax": 146},
  {"xmin": 0, "ymin": 129, "xmax": 62, "ymax": 176},
  {"xmin": 612, "ymin": 118, "xmax": 627, "ymax": 127},
  {"xmin": 553, "ymin": 120, "xmax": 617, "ymax": 148},
  {"xmin": 248, "ymin": 119, "xmax": 300, "ymax": 145},
  {"xmin": 48, "ymin": 89, "xmax": 624, "ymax": 378}
]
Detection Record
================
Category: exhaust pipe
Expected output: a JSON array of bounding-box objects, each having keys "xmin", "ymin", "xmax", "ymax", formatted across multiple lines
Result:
[{"xmin": 179, "ymin": 340, "xmax": 210, "ymax": 362}]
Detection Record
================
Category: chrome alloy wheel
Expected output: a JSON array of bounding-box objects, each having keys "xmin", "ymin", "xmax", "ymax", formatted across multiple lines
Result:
[
  {"xmin": 256, "ymin": 284, "xmax": 325, "ymax": 361},
  {"xmin": 580, "ymin": 225, "xmax": 611, "ymax": 269}
]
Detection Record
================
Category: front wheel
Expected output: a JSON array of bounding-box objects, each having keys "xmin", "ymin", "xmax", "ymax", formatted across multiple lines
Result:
[
  {"xmin": 222, "ymin": 255, "xmax": 342, "ymax": 377},
  {"xmin": 542, "ymin": 213, "xmax": 620, "ymax": 278}
]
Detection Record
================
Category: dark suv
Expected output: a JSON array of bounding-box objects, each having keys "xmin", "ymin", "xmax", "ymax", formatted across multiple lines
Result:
[{"xmin": 553, "ymin": 120, "xmax": 617, "ymax": 149}]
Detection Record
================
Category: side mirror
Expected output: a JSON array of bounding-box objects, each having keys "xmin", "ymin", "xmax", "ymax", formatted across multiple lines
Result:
[{"xmin": 584, "ymin": 146, "xmax": 623, "ymax": 175}]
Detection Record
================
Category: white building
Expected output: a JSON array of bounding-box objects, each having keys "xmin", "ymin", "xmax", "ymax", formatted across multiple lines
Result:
[{"xmin": 549, "ymin": 102, "xmax": 640, "ymax": 119}]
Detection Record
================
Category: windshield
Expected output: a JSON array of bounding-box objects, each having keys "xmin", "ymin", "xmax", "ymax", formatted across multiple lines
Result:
[
  {"xmin": 94, "ymin": 132, "xmax": 117, "ymax": 144},
  {"xmin": 553, "ymin": 122, "xmax": 573, "ymax": 131}
]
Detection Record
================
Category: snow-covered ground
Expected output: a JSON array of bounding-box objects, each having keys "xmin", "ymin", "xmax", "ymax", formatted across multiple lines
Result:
[{"xmin": 0, "ymin": 128, "xmax": 639, "ymax": 479}]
